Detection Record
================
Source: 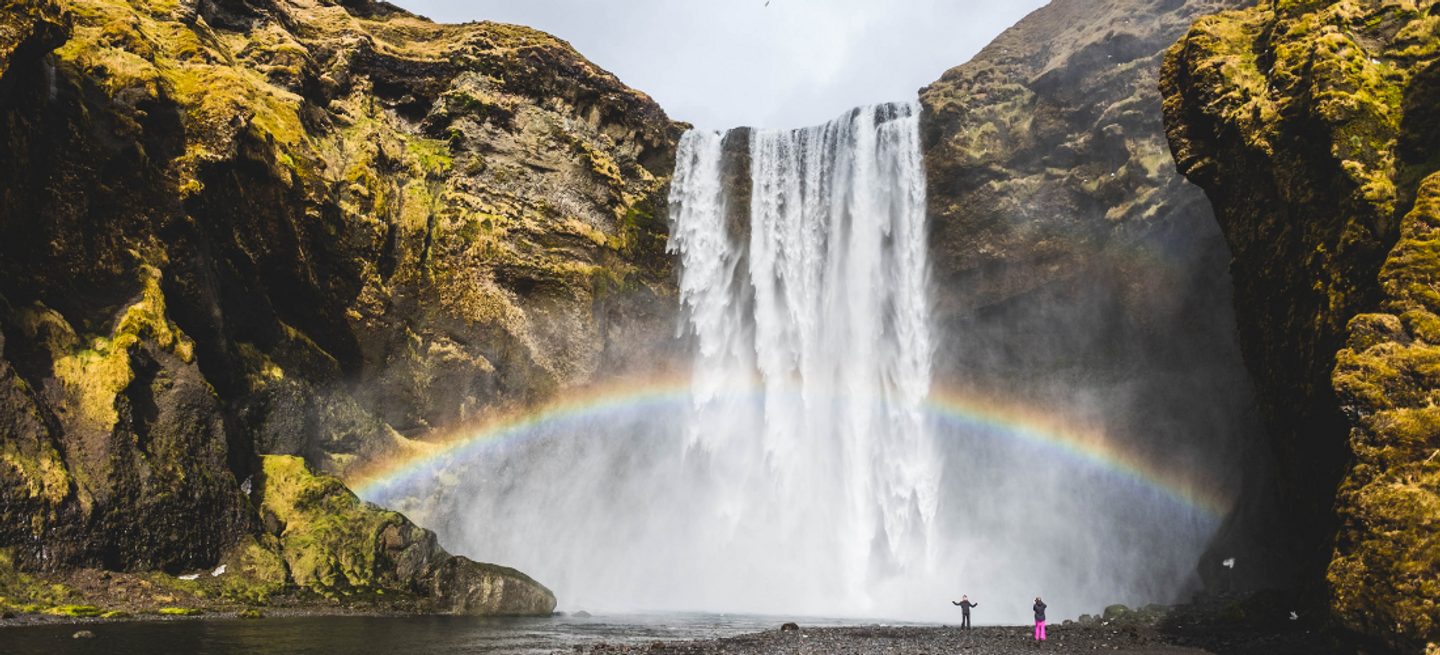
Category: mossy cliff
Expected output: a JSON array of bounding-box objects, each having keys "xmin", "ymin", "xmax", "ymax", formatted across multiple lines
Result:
[
  {"xmin": 919, "ymin": 0, "xmax": 1267, "ymax": 589},
  {"xmin": 252, "ymin": 455, "xmax": 554, "ymax": 614},
  {"xmin": 0, "ymin": 0, "xmax": 677, "ymax": 614},
  {"xmin": 1163, "ymin": 0, "xmax": 1440, "ymax": 650}
]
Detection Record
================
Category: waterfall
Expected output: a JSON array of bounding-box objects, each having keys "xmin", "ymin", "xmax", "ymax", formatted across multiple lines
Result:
[
  {"xmin": 385, "ymin": 101, "xmax": 1227, "ymax": 621},
  {"xmin": 668, "ymin": 102, "xmax": 938, "ymax": 610}
]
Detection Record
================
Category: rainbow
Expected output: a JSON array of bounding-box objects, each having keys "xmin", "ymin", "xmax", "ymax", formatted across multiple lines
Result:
[
  {"xmin": 925, "ymin": 388, "xmax": 1234, "ymax": 518},
  {"xmin": 350, "ymin": 377, "xmax": 1234, "ymax": 520}
]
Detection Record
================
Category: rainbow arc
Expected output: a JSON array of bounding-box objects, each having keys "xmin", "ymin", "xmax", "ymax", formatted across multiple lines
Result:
[{"xmin": 350, "ymin": 377, "xmax": 1234, "ymax": 520}]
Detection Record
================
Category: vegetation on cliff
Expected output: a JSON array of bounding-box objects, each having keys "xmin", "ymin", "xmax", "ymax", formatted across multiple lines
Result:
[
  {"xmin": 1164, "ymin": 0, "xmax": 1440, "ymax": 651},
  {"xmin": 919, "ymin": 0, "xmax": 1263, "ymax": 591},
  {"xmin": 0, "ymin": 0, "xmax": 678, "ymax": 614}
]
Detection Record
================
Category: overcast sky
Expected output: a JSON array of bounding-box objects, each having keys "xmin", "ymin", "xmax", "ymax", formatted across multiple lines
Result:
[{"xmin": 394, "ymin": 0, "xmax": 1050, "ymax": 130}]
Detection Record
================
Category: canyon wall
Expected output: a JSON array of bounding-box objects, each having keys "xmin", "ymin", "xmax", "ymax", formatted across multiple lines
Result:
[
  {"xmin": 1164, "ymin": 0, "xmax": 1440, "ymax": 651},
  {"xmin": 920, "ymin": 0, "xmax": 1269, "ymax": 592},
  {"xmin": 0, "ymin": 0, "xmax": 679, "ymax": 613},
  {"xmin": 6, "ymin": 0, "xmax": 1419, "ymax": 633}
]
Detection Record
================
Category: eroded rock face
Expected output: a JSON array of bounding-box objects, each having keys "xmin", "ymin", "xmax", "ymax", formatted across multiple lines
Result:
[
  {"xmin": 920, "ymin": 0, "xmax": 1266, "ymax": 589},
  {"xmin": 251, "ymin": 455, "xmax": 555, "ymax": 615},
  {"xmin": 1163, "ymin": 1, "xmax": 1440, "ymax": 650},
  {"xmin": 0, "ymin": 0, "xmax": 680, "ymax": 608},
  {"xmin": 430, "ymin": 556, "xmax": 556, "ymax": 616}
]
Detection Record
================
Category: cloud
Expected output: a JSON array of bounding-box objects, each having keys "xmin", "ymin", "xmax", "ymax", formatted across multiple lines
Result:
[{"xmin": 395, "ymin": 0, "xmax": 1049, "ymax": 129}]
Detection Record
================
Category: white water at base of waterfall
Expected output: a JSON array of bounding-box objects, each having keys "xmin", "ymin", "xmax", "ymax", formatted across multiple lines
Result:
[
  {"xmin": 379, "ymin": 103, "xmax": 1222, "ymax": 625},
  {"xmin": 666, "ymin": 103, "xmax": 937, "ymax": 613}
]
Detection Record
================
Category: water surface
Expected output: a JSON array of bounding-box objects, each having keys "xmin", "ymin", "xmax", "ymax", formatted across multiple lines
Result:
[{"xmin": 0, "ymin": 612, "xmax": 913, "ymax": 655}]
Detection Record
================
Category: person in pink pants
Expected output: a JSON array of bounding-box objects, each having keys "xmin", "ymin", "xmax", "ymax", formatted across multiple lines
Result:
[{"xmin": 1033, "ymin": 597, "xmax": 1047, "ymax": 640}]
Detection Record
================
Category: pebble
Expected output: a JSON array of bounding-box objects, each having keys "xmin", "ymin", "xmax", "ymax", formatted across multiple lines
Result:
[
  {"xmin": 73, "ymin": 630, "xmax": 95, "ymax": 639},
  {"xmin": 557, "ymin": 622, "xmax": 1357, "ymax": 655}
]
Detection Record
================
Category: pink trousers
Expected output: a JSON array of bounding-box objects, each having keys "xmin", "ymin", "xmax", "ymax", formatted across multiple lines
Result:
[{"xmin": 1034, "ymin": 620, "xmax": 1046, "ymax": 640}]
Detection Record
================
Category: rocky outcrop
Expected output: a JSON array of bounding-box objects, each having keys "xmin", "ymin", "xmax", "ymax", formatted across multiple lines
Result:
[
  {"xmin": 252, "ymin": 455, "xmax": 554, "ymax": 614},
  {"xmin": 919, "ymin": 0, "xmax": 1266, "ymax": 589},
  {"xmin": 0, "ymin": 0, "xmax": 680, "ymax": 610},
  {"xmin": 1163, "ymin": 1, "xmax": 1440, "ymax": 651}
]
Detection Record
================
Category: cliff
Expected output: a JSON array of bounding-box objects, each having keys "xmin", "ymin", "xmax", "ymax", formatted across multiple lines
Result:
[
  {"xmin": 0, "ymin": 0, "xmax": 678, "ymax": 615},
  {"xmin": 919, "ymin": 0, "xmax": 1268, "ymax": 591},
  {"xmin": 1163, "ymin": 0, "xmax": 1440, "ymax": 651}
]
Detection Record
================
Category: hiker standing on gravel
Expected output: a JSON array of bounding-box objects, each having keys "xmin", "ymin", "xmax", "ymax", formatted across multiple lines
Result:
[
  {"xmin": 1033, "ymin": 597, "xmax": 1048, "ymax": 641},
  {"xmin": 951, "ymin": 595, "xmax": 978, "ymax": 630}
]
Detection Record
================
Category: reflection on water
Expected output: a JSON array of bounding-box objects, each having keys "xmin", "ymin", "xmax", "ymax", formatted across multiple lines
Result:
[{"xmin": 0, "ymin": 613, "xmax": 919, "ymax": 655}]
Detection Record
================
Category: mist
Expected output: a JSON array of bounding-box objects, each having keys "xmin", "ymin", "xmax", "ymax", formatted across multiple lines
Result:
[{"xmin": 361, "ymin": 103, "xmax": 1246, "ymax": 625}]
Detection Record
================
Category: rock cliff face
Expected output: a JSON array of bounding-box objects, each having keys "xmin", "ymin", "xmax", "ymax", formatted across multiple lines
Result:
[
  {"xmin": 919, "ymin": 0, "xmax": 1266, "ymax": 591},
  {"xmin": 0, "ymin": 0, "xmax": 676, "ymax": 614},
  {"xmin": 1163, "ymin": 0, "xmax": 1440, "ymax": 651}
]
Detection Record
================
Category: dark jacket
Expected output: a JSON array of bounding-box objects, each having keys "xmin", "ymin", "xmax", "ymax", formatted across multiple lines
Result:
[
  {"xmin": 953, "ymin": 600, "xmax": 977, "ymax": 614},
  {"xmin": 1033, "ymin": 601, "xmax": 1047, "ymax": 622}
]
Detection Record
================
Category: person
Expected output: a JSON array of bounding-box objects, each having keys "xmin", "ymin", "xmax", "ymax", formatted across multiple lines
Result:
[
  {"xmin": 1033, "ymin": 597, "xmax": 1047, "ymax": 641},
  {"xmin": 951, "ymin": 595, "xmax": 978, "ymax": 630}
]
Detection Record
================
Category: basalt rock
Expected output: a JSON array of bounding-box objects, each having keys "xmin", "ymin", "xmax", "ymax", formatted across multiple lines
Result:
[
  {"xmin": 919, "ymin": 0, "xmax": 1267, "ymax": 589},
  {"xmin": 1163, "ymin": 1, "xmax": 1440, "ymax": 651},
  {"xmin": 0, "ymin": 0, "xmax": 681, "ymax": 611},
  {"xmin": 252, "ymin": 455, "xmax": 554, "ymax": 615}
]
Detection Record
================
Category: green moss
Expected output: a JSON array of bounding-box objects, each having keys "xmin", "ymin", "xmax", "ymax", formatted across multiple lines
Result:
[
  {"xmin": 45, "ymin": 266, "xmax": 196, "ymax": 437},
  {"xmin": 238, "ymin": 608, "xmax": 265, "ymax": 619},
  {"xmin": 406, "ymin": 138, "xmax": 453, "ymax": 176},
  {"xmin": 259, "ymin": 455, "xmax": 411, "ymax": 594},
  {"xmin": 158, "ymin": 607, "xmax": 204, "ymax": 616},
  {"xmin": 101, "ymin": 610, "xmax": 132, "ymax": 618},
  {"xmin": 0, "ymin": 550, "xmax": 82, "ymax": 608},
  {"xmin": 44, "ymin": 605, "xmax": 102, "ymax": 617},
  {"xmin": 1168, "ymin": 4, "xmax": 1440, "ymax": 648}
]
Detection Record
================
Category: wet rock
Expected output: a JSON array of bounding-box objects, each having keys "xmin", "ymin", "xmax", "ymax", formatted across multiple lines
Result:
[
  {"xmin": 1163, "ymin": 3, "xmax": 1440, "ymax": 652},
  {"xmin": 431, "ymin": 556, "xmax": 557, "ymax": 616},
  {"xmin": 780, "ymin": 622, "xmax": 799, "ymax": 631},
  {"xmin": 0, "ymin": 0, "xmax": 681, "ymax": 605},
  {"xmin": 72, "ymin": 631, "xmax": 95, "ymax": 639},
  {"xmin": 918, "ymin": 0, "xmax": 1265, "ymax": 604},
  {"xmin": 257, "ymin": 455, "xmax": 555, "ymax": 616}
]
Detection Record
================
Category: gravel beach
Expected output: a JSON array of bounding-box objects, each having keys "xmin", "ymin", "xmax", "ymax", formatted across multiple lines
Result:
[{"xmin": 560, "ymin": 621, "xmax": 1364, "ymax": 655}]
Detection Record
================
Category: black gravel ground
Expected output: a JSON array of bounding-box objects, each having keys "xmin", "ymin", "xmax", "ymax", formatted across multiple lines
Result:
[
  {"xmin": 563, "ymin": 623, "xmax": 1366, "ymax": 655},
  {"xmin": 569, "ymin": 624, "xmax": 1207, "ymax": 655},
  {"xmin": 561, "ymin": 598, "xmax": 1379, "ymax": 655}
]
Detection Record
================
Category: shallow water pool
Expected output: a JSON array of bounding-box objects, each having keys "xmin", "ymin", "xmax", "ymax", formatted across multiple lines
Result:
[{"xmin": 0, "ymin": 612, "xmax": 923, "ymax": 655}]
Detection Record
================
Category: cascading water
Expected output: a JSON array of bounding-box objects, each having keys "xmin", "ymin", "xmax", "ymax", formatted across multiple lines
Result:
[
  {"xmin": 668, "ymin": 103, "xmax": 937, "ymax": 612},
  {"xmin": 386, "ymin": 102, "xmax": 1226, "ymax": 624}
]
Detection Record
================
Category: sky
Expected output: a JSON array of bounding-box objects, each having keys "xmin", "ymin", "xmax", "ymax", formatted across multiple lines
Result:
[{"xmin": 392, "ymin": 0, "xmax": 1051, "ymax": 130}]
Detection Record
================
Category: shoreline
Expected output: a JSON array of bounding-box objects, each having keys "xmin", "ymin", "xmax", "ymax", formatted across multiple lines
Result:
[
  {"xmin": 0, "ymin": 606, "xmax": 425, "ymax": 628},
  {"xmin": 562, "ymin": 621, "xmax": 1367, "ymax": 655}
]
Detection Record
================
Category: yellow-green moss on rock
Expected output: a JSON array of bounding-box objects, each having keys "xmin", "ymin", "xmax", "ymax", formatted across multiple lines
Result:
[
  {"xmin": 257, "ymin": 455, "xmax": 555, "ymax": 615},
  {"xmin": 1330, "ymin": 173, "xmax": 1440, "ymax": 653},
  {"xmin": 1164, "ymin": 2, "xmax": 1440, "ymax": 652},
  {"xmin": 2, "ymin": 0, "xmax": 677, "ymax": 613}
]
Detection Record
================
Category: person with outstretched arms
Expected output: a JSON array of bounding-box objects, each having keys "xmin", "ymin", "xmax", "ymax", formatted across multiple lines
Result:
[{"xmin": 951, "ymin": 595, "xmax": 978, "ymax": 630}]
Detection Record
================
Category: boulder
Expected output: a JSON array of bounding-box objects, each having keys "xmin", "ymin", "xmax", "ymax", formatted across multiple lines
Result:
[{"xmin": 430, "ymin": 556, "xmax": 556, "ymax": 616}]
